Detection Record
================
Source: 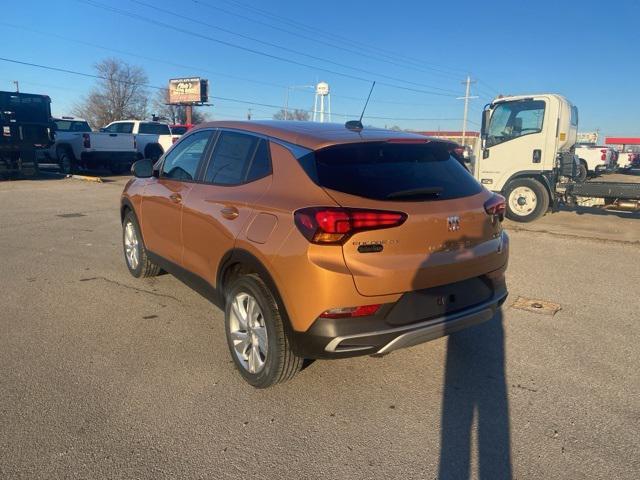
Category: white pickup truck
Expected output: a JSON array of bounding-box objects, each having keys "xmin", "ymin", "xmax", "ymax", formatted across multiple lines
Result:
[
  {"xmin": 101, "ymin": 120, "xmax": 174, "ymax": 162},
  {"xmin": 575, "ymin": 143, "xmax": 614, "ymax": 180},
  {"xmin": 47, "ymin": 116, "xmax": 138, "ymax": 174}
]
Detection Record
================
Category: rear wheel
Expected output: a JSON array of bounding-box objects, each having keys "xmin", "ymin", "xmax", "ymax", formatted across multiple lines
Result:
[
  {"xmin": 504, "ymin": 178, "xmax": 549, "ymax": 223},
  {"xmin": 576, "ymin": 161, "xmax": 588, "ymax": 182},
  {"xmin": 122, "ymin": 210, "xmax": 160, "ymax": 278},
  {"xmin": 58, "ymin": 149, "xmax": 75, "ymax": 175},
  {"xmin": 225, "ymin": 274, "xmax": 303, "ymax": 388}
]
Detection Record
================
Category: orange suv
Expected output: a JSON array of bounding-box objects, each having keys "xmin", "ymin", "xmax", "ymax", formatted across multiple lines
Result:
[{"xmin": 121, "ymin": 121, "xmax": 509, "ymax": 388}]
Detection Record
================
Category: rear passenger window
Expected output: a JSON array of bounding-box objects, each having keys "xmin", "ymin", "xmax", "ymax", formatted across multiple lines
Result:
[
  {"xmin": 161, "ymin": 130, "xmax": 212, "ymax": 181},
  {"xmin": 204, "ymin": 132, "xmax": 271, "ymax": 185}
]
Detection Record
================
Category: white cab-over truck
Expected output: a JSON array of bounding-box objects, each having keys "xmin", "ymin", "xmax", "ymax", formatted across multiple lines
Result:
[
  {"xmin": 47, "ymin": 116, "xmax": 138, "ymax": 174},
  {"xmin": 101, "ymin": 120, "xmax": 174, "ymax": 162},
  {"xmin": 472, "ymin": 93, "xmax": 640, "ymax": 221}
]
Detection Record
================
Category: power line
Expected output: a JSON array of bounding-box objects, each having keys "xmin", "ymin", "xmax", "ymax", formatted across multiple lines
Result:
[
  {"xmin": 76, "ymin": 0, "xmax": 459, "ymax": 98},
  {"xmin": 189, "ymin": 0, "xmax": 464, "ymax": 81},
  {"xmin": 128, "ymin": 0, "xmax": 460, "ymax": 95},
  {"xmin": 214, "ymin": 0, "xmax": 468, "ymax": 77},
  {"xmin": 0, "ymin": 22, "xmax": 456, "ymax": 112},
  {"xmin": 0, "ymin": 57, "xmax": 463, "ymax": 123}
]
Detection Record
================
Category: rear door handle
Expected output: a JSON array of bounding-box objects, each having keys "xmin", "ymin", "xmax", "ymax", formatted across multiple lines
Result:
[
  {"xmin": 169, "ymin": 193, "xmax": 182, "ymax": 203},
  {"xmin": 221, "ymin": 206, "xmax": 239, "ymax": 220}
]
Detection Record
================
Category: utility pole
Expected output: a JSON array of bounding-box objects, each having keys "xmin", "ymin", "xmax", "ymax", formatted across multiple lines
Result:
[
  {"xmin": 13, "ymin": 80, "xmax": 19, "ymax": 93},
  {"xmin": 457, "ymin": 76, "xmax": 478, "ymax": 147},
  {"xmin": 247, "ymin": 108, "xmax": 252, "ymax": 120},
  {"xmin": 185, "ymin": 105, "xmax": 193, "ymax": 125}
]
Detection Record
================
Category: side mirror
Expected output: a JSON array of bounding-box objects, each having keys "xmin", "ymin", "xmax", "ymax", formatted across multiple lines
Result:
[
  {"xmin": 481, "ymin": 109, "xmax": 491, "ymax": 139},
  {"xmin": 131, "ymin": 159, "xmax": 153, "ymax": 178}
]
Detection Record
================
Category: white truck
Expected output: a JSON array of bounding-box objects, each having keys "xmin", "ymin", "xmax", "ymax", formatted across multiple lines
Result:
[
  {"xmin": 101, "ymin": 120, "xmax": 174, "ymax": 162},
  {"xmin": 473, "ymin": 93, "xmax": 640, "ymax": 221},
  {"xmin": 47, "ymin": 116, "xmax": 138, "ymax": 174},
  {"xmin": 574, "ymin": 144, "xmax": 614, "ymax": 179}
]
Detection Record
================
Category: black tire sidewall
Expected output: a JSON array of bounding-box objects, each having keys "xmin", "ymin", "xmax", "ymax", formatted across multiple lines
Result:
[
  {"xmin": 577, "ymin": 162, "xmax": 588, "ymax": 183},
  {"xmin": 504, "ymin": 178, "xmax": 549, "ymax": 222},
  {"xmin": 122, "ymin": 211, "xmax": 144, "ymax": 278},
  {"xmin": 59, "ymin": 151, "xmax": 74, "ymax": 174},
  {"xmin": 224, "ymin": 276, "xmax": 282, "ymax": 388}
]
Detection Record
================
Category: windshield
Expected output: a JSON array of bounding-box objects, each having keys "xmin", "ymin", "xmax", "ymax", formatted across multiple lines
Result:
[
  {"xmin": 307, "ymin": 142, "xmax": 482, "ymax": 201},
  {"xmin": 486, "ymin": 100, "xmax": 545, "ymax": 147}
]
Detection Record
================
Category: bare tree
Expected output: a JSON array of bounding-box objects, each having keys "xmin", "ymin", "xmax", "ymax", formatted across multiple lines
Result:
[
  {"xmin": 151, "ymin": 89, "xmax": 209, "ymax": 125},
  {"xmin": 74, "ymin": 58, "xmax": 149, "ymax": 128},
  {"xmin": 273, "ymin": 108, "xmax": 310, "ymax": 121}
]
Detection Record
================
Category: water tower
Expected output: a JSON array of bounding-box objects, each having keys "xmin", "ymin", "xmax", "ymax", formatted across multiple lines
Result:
[{"xmin": 313, "ymin": 81, "xmax": 331, "ymax": 123}]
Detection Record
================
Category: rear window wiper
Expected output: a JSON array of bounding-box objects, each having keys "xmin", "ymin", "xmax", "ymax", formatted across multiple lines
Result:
[{"xmin": 385, "ymin": 187, "xmax": 443, "ymax": 200}]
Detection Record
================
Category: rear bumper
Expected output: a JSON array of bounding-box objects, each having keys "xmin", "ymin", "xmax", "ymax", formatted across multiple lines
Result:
[{"xmin": 290, "ymin": 279, "xmax": 508, "ymax": 359}]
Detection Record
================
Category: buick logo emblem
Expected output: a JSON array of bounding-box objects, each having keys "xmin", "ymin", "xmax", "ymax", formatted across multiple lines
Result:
[{"xmin": 447, "ymin": 216, "xmax": 461, "ymax": 232}]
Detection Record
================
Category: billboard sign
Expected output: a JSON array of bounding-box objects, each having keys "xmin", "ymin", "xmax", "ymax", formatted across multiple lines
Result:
[{"xmin": 168, "ymin": 77, "xmax": 208, "ymax": 104}]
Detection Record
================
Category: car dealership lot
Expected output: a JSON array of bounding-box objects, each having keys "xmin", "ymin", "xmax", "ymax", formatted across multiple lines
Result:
[{"xmin": 1, "ymin": 176, "xmax": 639, "ymax": 479}]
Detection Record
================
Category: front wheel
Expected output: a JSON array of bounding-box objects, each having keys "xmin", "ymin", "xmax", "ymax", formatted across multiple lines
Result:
[
  {"xmin": 122, "ymin": 210, "xmax": 160, "ymax": 278},
  {"xmin": 225, "ymin": 274, "xmax": 303, "ymax": 388},
  {"xmin": 576, "ymin": 162, "xmax": 588, "ymax": 183},
  {"xmin": 504, "ymin": 178, "xmax": 550, "ymax": 223}
]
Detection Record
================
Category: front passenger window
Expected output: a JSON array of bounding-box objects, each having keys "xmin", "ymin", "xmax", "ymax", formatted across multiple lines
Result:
[{"xmin": 161, "ymin": 130, "xmax": 212, "ymax": 181}]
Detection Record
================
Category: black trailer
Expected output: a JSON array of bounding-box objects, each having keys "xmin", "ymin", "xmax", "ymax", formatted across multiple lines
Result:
[{"xmin": 0, "ymin": 91, "xmax": 55, "ymax": 178}]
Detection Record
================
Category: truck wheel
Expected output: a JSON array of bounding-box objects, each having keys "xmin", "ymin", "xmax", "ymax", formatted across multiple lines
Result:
[
  {"xmin": 225, "ymin": 274, "xmax": 304, "ymax": 388},
  {"xmin": 58, "ymin": 150, "xmax": 75, "ymax": 175},
  {"xmin": 576, "ymin": 161, "xmax": 588, "ymax": 183},
  {"xmin": 504, "ymin": 178, "xmax": 550, "ymax": 223},
  {"xmin": 122, "ymin": 210, "xmax": 161, "ymax": 278}
]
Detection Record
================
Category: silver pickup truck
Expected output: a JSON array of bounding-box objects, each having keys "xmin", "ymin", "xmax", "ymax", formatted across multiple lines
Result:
[{"xmin": 46, "ymin": 116, "xmax": 138, "ymax": 174}]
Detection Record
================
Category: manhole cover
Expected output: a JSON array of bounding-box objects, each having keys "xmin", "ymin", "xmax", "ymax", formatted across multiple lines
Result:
[
  {"xmin": 511, "ymin": 297, "xmax": 562, "ymax": 316},
  {"xmin": 57, "ymin": 213, "xmax": 86, "ymax": 218}
]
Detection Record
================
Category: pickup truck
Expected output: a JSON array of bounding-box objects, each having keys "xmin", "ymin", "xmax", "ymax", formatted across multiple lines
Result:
[
  {"xmin": 47, "ymin": 116, "xmax": 138, "ymax": 174},
  {"xmin": 101, "ymin": 120, "xmax": 174, "ymax": 161},
  {"xmin": 575, "ymin": 144, "xmax": 614, "ymax": 181}
]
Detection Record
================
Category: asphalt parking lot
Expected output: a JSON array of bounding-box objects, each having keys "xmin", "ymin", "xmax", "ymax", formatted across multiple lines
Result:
[{"xmin": 1, "ymin": 174, "xmax": 639, "ymax": 479}]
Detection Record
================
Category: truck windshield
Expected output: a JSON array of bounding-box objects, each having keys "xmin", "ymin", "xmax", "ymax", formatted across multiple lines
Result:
[
  {"xmin": 306, "ymin": 142, "xmax": 482, "ymax": 201},
  {"xmin": 486, "ymin": 100, "xmax": 545, "ymax": 147}
]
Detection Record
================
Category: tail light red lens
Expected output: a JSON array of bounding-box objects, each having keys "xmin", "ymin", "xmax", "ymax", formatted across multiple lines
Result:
[
  {"xmin": 82, "ymin": 133, "xmax": 91, "ymax": 149},
  {"xmin": 294, "ymin": 207, "xmax": 407, "ymax": 245},
  {"xmin": 320, "ymin": 304, "xmax": 381, "ymax": 319},
  {"xmin": 484, "ymin": 193, "xmax": 506, "ymax": 221},
  {"xmin": 601, "ymin": 149, "xmax": 607, "ymax": 161}
]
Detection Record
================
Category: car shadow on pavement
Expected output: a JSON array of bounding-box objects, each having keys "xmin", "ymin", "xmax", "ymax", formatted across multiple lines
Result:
[{"xmin": 438, "ymin": 309, "xmax": 512, "ymax": 480}]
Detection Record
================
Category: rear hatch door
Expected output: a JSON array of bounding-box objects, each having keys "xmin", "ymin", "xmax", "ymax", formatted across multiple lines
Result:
[{"xmin": 313, "ymin": 140, "xmax": 506, "ymax": 297}]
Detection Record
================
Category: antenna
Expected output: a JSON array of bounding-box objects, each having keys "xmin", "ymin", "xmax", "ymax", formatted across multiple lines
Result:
[{"xmin": 346, "ymin": 81, "xmax": 375, "ymax": 131}]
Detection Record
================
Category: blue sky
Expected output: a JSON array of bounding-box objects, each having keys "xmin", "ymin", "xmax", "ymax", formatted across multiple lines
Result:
[{"xmin": 1, "ymin": 0, "xmax": 638, "ymax": 136}]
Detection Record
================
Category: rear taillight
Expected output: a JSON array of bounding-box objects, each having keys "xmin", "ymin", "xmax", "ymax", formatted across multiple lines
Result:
[
  {"xmin": 601, "ymin": 149, "xmax": 607, "ymax": 161},
  {"xmin": 294, "ymin": 207, "xmax": 407, "ymax": 245},
  {"xmin": 320, "ymin": 304, "xmax": 381, "ymax": 319},
  {"xmin": 484, "ymin": 193, "xmax": 506, "ymax": 222},
  {"xmin": 82, "ymin": 133, "xmax": 90, "ymax": 149},
  {"xmin": 172, "ymin": 137, "xmax": 178, "ymax": 144}
]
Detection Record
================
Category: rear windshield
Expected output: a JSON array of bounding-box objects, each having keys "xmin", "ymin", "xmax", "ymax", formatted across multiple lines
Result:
[
  {"xmin": 171, "ymin": 126, "xmax": 188, "ymax": 135},
  {"xmin": 139, "ymin": 123, "xmax": 171, "ymax": 135},
  {"xmin": 307, "ymin": 142, "xmax": 482, "ymax": 201},
  {"xmin": 55, "ymin": 120, "xmax": 91, "ymax": 132}
]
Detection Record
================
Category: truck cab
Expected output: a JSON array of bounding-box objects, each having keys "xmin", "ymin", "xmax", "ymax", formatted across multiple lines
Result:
[{"xmin": 476, "ymin": 94, "xmax": 578, "ymax": 222}]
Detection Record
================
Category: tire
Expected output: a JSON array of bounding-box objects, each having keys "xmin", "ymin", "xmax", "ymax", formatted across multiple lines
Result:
[
  {"xmin": 145, "ymin": 145, "xmax": 163, "ymax": 163},
  {"xmin": 224, "ymin": 274, "xmax": 303, "ymax": 388},
  {"xmin": 576, "ymin": 161, "xmax": 588, "ymax": 183},
  {"xmin": 122, "ymin": 210, "xmax": 160, "ymax": 278},
  {"xmin": 504, "ymin": 178, "xmax": 550, "ymax": 223},
  {"xmin": 58, "ymin": 149, "xmax": 75, "ymax": 175}
]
